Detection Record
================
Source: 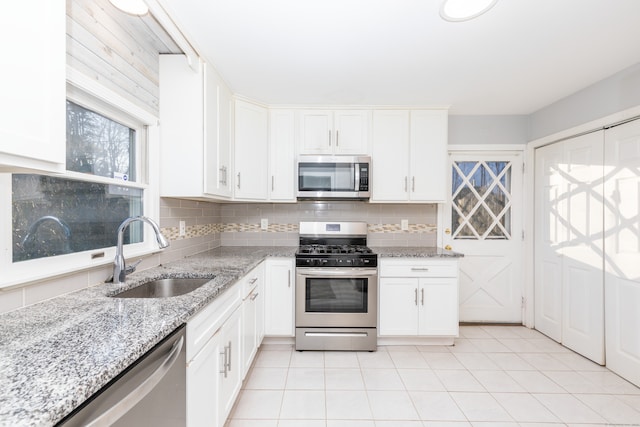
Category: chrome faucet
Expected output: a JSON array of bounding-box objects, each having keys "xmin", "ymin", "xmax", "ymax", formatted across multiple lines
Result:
[{"xmin": 113, "ymin": 216, "xmax": 170, "ymax": 284}]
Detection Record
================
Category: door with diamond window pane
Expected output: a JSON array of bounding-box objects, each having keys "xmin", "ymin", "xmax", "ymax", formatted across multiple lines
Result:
[{"xmin": 443, "ymin": 152, "xmax": 524, "ymax": 323}]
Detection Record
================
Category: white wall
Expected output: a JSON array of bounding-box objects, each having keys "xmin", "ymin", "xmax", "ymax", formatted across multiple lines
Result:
[
  {"xmin": 528, "ymin": 62, "xmax": 640, "ymax": 141},
  {"xmin": 449, "ymin": 115, "xmax": 528, "ymax": 145}
]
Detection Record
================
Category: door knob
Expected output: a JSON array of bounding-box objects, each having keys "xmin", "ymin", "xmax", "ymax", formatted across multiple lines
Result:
[
  {"xmin": 444, "ymin": 228, "xmax": 451, "ymax": 235},
  {"xmin": 444, "ymin": 245, "xmax": 452, "ymax": 250}
]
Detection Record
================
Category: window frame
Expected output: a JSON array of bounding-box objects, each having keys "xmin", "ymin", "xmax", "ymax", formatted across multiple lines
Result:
[{"xmin": 0, "ymin": 70, "xmax": 161, "ymax": 289}]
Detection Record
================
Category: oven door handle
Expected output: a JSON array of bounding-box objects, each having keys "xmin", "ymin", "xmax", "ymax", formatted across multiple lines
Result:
[{"xmin": 297, "ymin": 268, "xmax": 377, "ymax": 277}]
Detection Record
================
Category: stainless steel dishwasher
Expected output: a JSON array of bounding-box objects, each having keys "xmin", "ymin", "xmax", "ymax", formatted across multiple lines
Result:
[{"xmin": 57, "ymin": 325, "xmax": 186, "ymax": 427}]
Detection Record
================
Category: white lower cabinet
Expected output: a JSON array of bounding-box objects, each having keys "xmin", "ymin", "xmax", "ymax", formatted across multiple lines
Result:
[
  {"xmin": 217, "ymin": 308, "xmax": 242, "ymax": 426},
  {"xmin": 241, "ymin": 263, "xmax": 265, "ymax": 378},
  {"xmin": 264, "ymin": 258, "xmax": 295, "ymax": 337},
  {"xmin": 379, "ymin": 259, "xmax": 459, "ymax": 337},
  {"xmin": 186, "ymin": 268, "xmax": 257, "ymax": 427}
]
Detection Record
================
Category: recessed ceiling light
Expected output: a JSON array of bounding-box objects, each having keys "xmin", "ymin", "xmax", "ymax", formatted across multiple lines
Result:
[
  {"xmin": 109, "ymin": 0, "xmax": 149, "ymax": 16},
  {"xmin": 440, "ymin": 0, "xmax": 498, "ymax": 22}
]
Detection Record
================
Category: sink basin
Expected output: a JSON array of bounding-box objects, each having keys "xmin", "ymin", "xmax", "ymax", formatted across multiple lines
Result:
[{"xmin": 112, "ymin": 277, "xmax": 212, "ymax": 298}]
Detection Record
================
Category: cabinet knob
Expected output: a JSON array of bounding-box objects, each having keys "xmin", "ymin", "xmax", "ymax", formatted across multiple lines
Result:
[{"xmin": 444, "ymin": 245, "xmax": 452, "ymax": 250}]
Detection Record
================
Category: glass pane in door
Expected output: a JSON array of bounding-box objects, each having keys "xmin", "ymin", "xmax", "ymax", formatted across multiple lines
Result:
[{"xmin": 451, "ymin": 161, "xmax": 512, "ymax": 240}]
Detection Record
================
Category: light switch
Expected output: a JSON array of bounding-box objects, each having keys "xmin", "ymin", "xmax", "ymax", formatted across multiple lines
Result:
[
  {"xmin": 179, "ymin": 220, "xmax": 186, "ymax": 236},
  {"xmin": 261, "ymin": 218, "xmax": 268, "ymax": 230}
]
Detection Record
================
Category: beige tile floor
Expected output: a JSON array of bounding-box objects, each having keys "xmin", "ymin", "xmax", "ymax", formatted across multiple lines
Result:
[{"xmin": 226, "ymin": 326, "xmax": 640, "ymax": 427}]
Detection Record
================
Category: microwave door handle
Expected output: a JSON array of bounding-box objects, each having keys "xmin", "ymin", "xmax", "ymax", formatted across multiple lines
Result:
[{"xmin": 354, "ymin": 164, "xmax": 360, "ymax": 191}]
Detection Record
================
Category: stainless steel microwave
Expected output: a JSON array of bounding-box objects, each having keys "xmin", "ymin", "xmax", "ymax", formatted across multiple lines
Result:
[{"xmin": 297, "ymin": 155, "xmax": 371, "ymax": 200}]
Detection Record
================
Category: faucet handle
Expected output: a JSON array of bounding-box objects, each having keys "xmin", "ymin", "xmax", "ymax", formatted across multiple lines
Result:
[{"xmin": 126, "ymin": 259, "xmax": 142, "ymax": 274}]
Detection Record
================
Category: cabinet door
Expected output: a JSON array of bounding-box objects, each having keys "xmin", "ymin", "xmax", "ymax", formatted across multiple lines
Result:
[
  {"xmin": 418, "ymin": 278, "xmax": 459, "ymax": 336},
  {"xmin": 379, "ymin": 278, "xmax": 419, "ymax": 336},
  {"xmin": 218, "ymin": 82, "xmax": 233, "ymax": 198},
  {"xmin": 218, "ymin": 307, "xmax": 242, "ymax": 427},
  {"xmin": 203, "ymin": 64, "xmax": 233, "ymax": 199},
  {"xmin": 334, "ymin": 110, "xmax": 370, "ymax": 154},
  {"xmin": 255, "ymin": 275, "xmax": 266, "ymax": 345},
  {"xmin": 203, "ymin": 64, "xmax": 220, "ymax": 197},
  {"xmin": 409, "ymin": 110, "xmax": 448, "ymax": 201},
  {"xmin": 371, "ymin": 111, "xmax": 410, "ymax": 201},
  {"xmin": 159, "ymin": 55, "xmax": 206, "ymax": 198},
  {"xmin": 0, "ymin": 0, "xmax": 65, "ymax": 172},
  {"xmin": 186, "ymin": 332, "xmax": 220, "ymax": 427},
  {"xmin": 264, "ymin": 259, "xmax": 294, "ymax": 336},
  {"xmin": 299, "ymin": 110, "xmax": 333, "ymax": 154},
  {"xmin": 234, "ymin": 100, "xmax": 268, "ymax": 200},
  {"xmin": 241, "ymin": 291, "xmax": 257, "ymax": 379},
  {"xmin": 269, "ymin": 110, "xmax": 296, "ymax": 201}
]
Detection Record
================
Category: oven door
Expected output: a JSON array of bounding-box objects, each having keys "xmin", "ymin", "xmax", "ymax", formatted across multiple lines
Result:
[{"xmin": 295, "ymin": 267, "xmax": 377, "ymax": 328}]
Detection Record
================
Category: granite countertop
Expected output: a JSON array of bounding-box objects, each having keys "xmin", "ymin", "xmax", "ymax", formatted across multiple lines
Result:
[
  {"xmin": 373, "ymin": 246, "xmax": 464, "ymax": 258},
  {"xmin": 0, "ymin": 245, "xmax": 457, "ymax": 426},
  {"xmin": 0, "ymin": 246, "xmax": 296, "ymax": 427}
]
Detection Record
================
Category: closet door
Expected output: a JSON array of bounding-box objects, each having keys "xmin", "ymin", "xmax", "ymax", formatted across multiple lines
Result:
[
  {"xmin": 534, "ymin": 132, "xmax": 605, "ymax": 364},
  {"xmin": 604, "ymin": 119, "xmax": 640, "ymax": 387},
  {"xmin": 561, "ymin": 132, "xmax": 604, "ymax": 364},
  {"xmin": 534, "ymin": 143, "xmax": 564, "ymax": 342}
]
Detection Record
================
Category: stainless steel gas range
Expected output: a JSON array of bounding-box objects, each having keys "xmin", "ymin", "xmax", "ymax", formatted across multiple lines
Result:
[{"xmin": 295, "ymin": 221, "xmax": 378, "ymax": 351}]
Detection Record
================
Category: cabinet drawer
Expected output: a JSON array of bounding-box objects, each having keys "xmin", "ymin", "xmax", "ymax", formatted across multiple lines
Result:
[
  {"xmin": 187, "ymin": 283, "xmax": 242, "ymax": 361},
  {"xmin": 242, "ymin": 264, "xmax": 264, "ymax": 298},
  {"xmin": 380, "ymin": 260, "xmax": 457, "ymax": 278}
]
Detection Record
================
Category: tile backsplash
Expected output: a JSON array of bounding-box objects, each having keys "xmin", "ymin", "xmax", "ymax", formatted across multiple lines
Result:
[{"xmin": 160, "ymin": 200, "xmax": 438, "ymax": 248}]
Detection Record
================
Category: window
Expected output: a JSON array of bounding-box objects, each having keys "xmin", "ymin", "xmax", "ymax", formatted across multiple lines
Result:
[
  {"xmin": 1, "ymin": 80, "xmax": 159, "ymax": 287},
  {"xmin": 451, "ymin": 160, "xmax": 513, "ymax": 240}
]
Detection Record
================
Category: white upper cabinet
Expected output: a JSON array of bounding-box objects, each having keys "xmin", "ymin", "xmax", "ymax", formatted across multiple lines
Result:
[
  {"xmin": 299, "ymin": 110, "xmax": 370, "ymax": 155},
  {"xmin": 234, "ymin": 100, "xmax": 268, "ymax": 200},
  {"xmin": 371, "ymin": 109, "xmax": 448, "ymax": 202},
  {"xmin": 159, "ymin": 55, "xmax": 232, "ymax": 199},
  {"xmin": 0, "ymin": 0, "xmax": 65, "ymax": 173},
  {"xmin": 269, "ymin": 109, "xmax": 296, "ymax": 201}
]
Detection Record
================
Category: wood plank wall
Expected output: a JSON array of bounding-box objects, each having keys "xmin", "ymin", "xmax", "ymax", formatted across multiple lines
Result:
[{"xmin": 66, "ymin": 0, "xmax": 181, "ymax": 116}]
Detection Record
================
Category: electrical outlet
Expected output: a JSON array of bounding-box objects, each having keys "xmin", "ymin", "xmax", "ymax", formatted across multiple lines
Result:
[
  {"xmin": 260, "ymin": 218, "xmax": 268, "ymax": 230},
  {"xmin": 401, "ymin": 219, "xmax": 409, "ymax": 231},
  {"xmin": 179, "ymin": 220, "xmax": 186, "ymax": 237}
]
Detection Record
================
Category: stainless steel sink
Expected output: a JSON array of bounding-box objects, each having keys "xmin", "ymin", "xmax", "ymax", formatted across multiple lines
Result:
[{"xmin": 112, "ymin": 277, "xmax": 212, "ymax": 298}]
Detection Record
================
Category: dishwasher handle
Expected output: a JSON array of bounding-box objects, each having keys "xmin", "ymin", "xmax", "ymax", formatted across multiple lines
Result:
[{"xmin": 85, "ymin": 335, "xmax": 184, "ymax": 427}]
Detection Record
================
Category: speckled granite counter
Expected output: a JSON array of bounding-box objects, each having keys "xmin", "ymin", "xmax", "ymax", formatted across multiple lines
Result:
[
  {"xmin": 373, "ymin": 246, "xmax": 464, "ymax": 258},
  {"xmin": 0, "ymin": 246, "xmax": 296, "ymax": 427}
]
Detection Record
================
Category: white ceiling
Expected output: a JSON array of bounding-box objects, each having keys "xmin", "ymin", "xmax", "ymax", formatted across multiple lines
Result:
[{"xmin": 160, "ymin": 0, "xmax": 640, "ymax": 115}]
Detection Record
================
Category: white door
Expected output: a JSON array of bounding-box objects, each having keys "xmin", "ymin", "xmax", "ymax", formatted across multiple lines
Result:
[
  {"xmin": 534, "ymin": 132, "xmax": 605, "ymax": 364},
  {"xmin": 561, "ymin": 132, "xmax": 605, "ymax": 364},
  {"xmin": 534, "ymin": 143, "xmax": 564, "ymax": 341},
  {"xmin": 604, "ymin": 119, "xmax": 640, "ymax": 387},
  {"xmin": 443, "ymin": 152, "xmax": 524, "ymax": 323}
]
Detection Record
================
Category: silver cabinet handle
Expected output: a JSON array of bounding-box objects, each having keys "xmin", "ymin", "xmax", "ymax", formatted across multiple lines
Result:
[
  {"xmin": 226, "ymin": 341, "xmax": 232, "ymax": 372},
  {"xmin": 328, "ymin": 130, "xmax": 332, "ymax": 147},
  {"xmin": 411, "ymin": 267, "xmax": 430, "ymax": 272},
  {"xmin": 237, "ymin": 172, "xmax": 241, "ymax": 189},
  {"xmin": 412, "ymin": 176, "xmax": 415, "ymax": 192},
  {"xmin": 250, "ymin": 292, "xmax": 259, "ymax": 301},
  {"xmin": 414, "ymin": 288, "xmax": 418, "ymax": 306},
  {"xmin": 86, "ymin": 335, "xmax": 184, "ymax": 427},
  {"xmin": 249, "ymin": 277, "xmax": 258, "ymax": 284},
  {"xmin": 336, "ymin": 130, "xmax": 339, "ymax": 146},
  {"xmin": 271, "ymin": 175, "xmax": 274, "ymax": 191},
  {"xmin": 405, "ymin": 177, "xmax": 408, "ymax": 192},
  {"xmin": 219, "ymin": 349, "xmax": 227, "ymax": 376},
  {"xmin": 287, "ymin": 271, "xmax": 291, "ymax": 288},
  {"xmin": 421, "ymin": 288, "xmax": 425, "ymax": 306}
]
